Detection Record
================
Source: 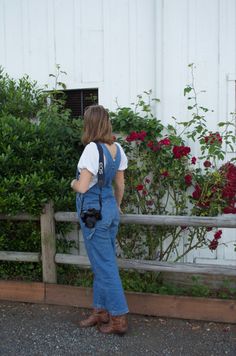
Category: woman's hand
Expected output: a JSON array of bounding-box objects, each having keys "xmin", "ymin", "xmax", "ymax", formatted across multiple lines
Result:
[
  {"xmin": 118, "ymin": 206, "xmax": 123, "ymax": 214},
  {"xmin": 70, "ymin": 179, "xmax": 77, "ymax": 190}
]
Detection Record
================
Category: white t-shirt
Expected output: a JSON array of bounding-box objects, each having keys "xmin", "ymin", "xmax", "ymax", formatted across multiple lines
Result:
[{"xmin": 77, "ymin": 142, "xmax": 128, "ymax": 188}]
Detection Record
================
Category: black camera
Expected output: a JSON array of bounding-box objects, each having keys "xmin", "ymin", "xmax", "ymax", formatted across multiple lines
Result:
[{"xmin": 80, "ymin": 208, "xmax": 102, "ymax": 228}]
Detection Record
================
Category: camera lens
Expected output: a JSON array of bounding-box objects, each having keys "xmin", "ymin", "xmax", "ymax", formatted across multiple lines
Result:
[{"xmin": 85, "ymin": 216, "xmax": 97, "ymax": 228}]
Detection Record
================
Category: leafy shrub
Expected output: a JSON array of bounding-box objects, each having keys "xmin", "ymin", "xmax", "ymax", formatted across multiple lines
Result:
[
  {"xmin": 111, "ymin": 66, "xmax": 236, "ymax": 262},
  {"xmin": 0, "ymin": 71, "xmax": 83, "ymax": 215},
  {"xmin": 0, "ymin": 69, "xmax": 83, "ymax": 279},
  {"xmin": 0, "ymin": 67, "xmax": 46, "ymax": 119}
]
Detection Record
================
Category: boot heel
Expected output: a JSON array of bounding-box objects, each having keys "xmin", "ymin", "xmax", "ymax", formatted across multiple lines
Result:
[
  {"xmin": 79, "ymin": 309, "xmax": 109, "ymax": 328},
  {"xmin": 98, "ymin": 314, "xmax": 128, "ymax": 334}
]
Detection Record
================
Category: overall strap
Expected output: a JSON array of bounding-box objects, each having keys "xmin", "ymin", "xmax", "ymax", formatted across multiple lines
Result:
[
  {"xmin": 95, "ymin": 142, "xmax": 105, "ymax": 187},
  {"xmin": 75, "ymin": 142, "xmax": 105, "ymax": 185},
  {"xmin": 77, "ymin": 142, "xmax": 105, "ymax": 214},
  {"xmin": 94, "ymin": 142, "xmax": 104, "ymax": 209},
  {"xmin": 101, "ymin": 143, "xmax": 121, "ymax": 182}
]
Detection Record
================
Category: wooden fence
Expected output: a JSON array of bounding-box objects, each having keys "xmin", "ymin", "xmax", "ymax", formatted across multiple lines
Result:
[{"xmin": 1, "ymin": 201, "xmax": 236, "ymax": 284}]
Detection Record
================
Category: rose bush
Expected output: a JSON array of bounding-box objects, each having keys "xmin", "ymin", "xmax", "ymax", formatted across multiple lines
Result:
[{"xmin": 111, "ymin": 69, "xmax": 236, "ymax": 261}]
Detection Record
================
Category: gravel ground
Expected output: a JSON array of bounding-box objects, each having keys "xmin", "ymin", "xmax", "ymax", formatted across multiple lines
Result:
[{"xmin": 0, "ymin": 301, "xmax": 236, "ymax": 356}]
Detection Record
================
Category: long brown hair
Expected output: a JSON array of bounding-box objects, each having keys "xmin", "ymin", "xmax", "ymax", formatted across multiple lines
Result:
[{"xmin": 82, "ymin": 105, "xmax": 113, "ymax": 145}]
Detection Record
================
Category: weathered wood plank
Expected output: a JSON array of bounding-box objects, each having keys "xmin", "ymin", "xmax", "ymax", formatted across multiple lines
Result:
[
  {"xmin": 54, "ymin": 212, "xmax": 236, "ymax": 227},
  {"xmin": 0, "ymin": 251, "xmax": 40, "ymax": 262},
  {"xmin": 1, "ymin": 210, "xmax": 236, "ymax": 228},
  {"xmin": 126, "ymin": 292, "xmax": 236, "ymax": 323},
  {"xmin": 118, "ymin": 259, "xmax": 236, "ymax": 276},
  {"xmin": 45, "ymin": 284, "xmax": 92, "ymax": 308},
  {"xmin": 40, "ymin": 202, "xmax": 57, "ymax": 283},
  {"xmin": 54, "ymin": 212, "xmax": 78, "ymax": 222},
  {"xmin": 55, "ymin": 253, "xmax": 236, "ymax": 276},
  {"xmin": 55, "ymin": 254, "xmax": 90, "ymax": 267},
  {"xmin": 0, "ymin": 213, "xmax": 39, "ymax": 221},
  {"xmin": 0, "ymin": 281, "xmax": 45, "ymax": 303},
  {"xmin": 1, "ymin": 282, "xmax": 236, "ymax": 324},
  {"xmin": 120, "ymin": 214, "xmax": 236, "ymax": 228}
]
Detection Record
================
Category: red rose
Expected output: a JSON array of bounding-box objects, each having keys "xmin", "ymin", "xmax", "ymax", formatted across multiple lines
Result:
[
  {"xmin": 209, "ymin": 239, "xmax": 219, "ymax": 250},
  {"xmin": 214, "ymin": 230, "xmax": 222, "ymax": 240},
  {"xmin": 152, "ymin": 144, "xmax": 160, "ymax": 152},
  {"xmin": 204, "ymin": 132, "xmax": 222, "ymax": 145},
  {"xmin": 138, "ymin": 130, "xmax": 147, "ymax": 141},
  {"xmin": 136, "ymin": 184, "xmax": 144, "ymax": 191},
  {"xmin": 191, "ymin": 157, "xmax": 197, "ymax": 164},
  {"xmin": 126, "ymin": 130, "xmax": 147, "ymax": 142},
  {"xmin": 222, "ymin": 187, "xmax": 235, "ymax": 199},
  {"xmin": 126, "ymin": 131, "xmax": 138, "ymax": 142},
  {"xmin": 142, "ymin": 190, "xmax": 147, "ymax": 196},
  {"xmin": 161, "ymin": 171, "xmax": 169, "ymax": 177},
  {"xmin": 159, "ymin": 138, "xmax": 171, "ymax": 146},
  {"xmin": 147, "ymin": 140, "xmax": 154, "ymax": 148},
  {"xmin": 192, "ymin": 184, "xmax": 202, "ymax": 200},
  {"xmin": 223, "ymin": 207, "xmax": 236, "ymax": 214},
  {"xmin": 220, "ymin": 163, "xmax": 236, "ymax": 208},
  {"xmin": 173, "ymin": 145, "xmax": 191, "ymax": 159},
  {"xmin": 145, "ymin": 177, "xmax": 151, "ymax": 184},
  {"xmin": 184, "ymin": 174, "xmax": 192, "ymax": 186},
  {"xmin": 204, "ymin": 160, "xmax": 211, "ymax": 168}
]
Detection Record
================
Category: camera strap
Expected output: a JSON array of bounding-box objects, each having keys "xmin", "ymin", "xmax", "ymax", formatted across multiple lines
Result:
[
  {"xmin": 95, "ymin": 142, "xmax": 105, "ymax": 188},
  {"xmin": 95, "ymin": 142, "xmax": 104, "ymax": 209},
  {"xmin": 78, "ymin": 142, "xmax": 104, "ymax": 214}
]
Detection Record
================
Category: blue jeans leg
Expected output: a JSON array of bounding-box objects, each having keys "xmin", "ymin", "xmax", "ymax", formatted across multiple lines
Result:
[{"xmin": 83, "ymin": 223, "xmax": 129, "ymax": 316}]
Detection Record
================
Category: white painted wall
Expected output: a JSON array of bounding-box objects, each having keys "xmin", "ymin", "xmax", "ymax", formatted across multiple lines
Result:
[
  {"xmin": 0, "ymin": 0, "xmax": 235, "ymax": 264},
  {"xmin": 1, "ymin": 0, "xmax": 235, "ymax": 121}
]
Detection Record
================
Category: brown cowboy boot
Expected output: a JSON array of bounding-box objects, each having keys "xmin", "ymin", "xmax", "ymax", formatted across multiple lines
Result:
[
  {"xmin": 79, "ymin": 308, "xmax": 109, "ymax": 328},
  {"xmin": 98, "ymin": 314, "xmax": 128, "ymax": 335}
]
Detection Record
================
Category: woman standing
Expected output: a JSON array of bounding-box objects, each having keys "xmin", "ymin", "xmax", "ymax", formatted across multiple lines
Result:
[{"xmin": 71, "ymin": 105, "xmax": 129, "ymax": 335}]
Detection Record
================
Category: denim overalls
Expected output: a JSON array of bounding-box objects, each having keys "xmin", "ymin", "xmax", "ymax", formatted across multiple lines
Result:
[{"xmin": 76, "ymin": 143, "xmax": 129, "ymax": 316}]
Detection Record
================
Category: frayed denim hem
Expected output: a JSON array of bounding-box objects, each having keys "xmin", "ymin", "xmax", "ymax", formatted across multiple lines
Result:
[
  {"xmin": 109, "ymin": 309, "xmax": 129, "ymax": 316},
  {"xmin": 93, "ymin": 304, "xmax": 129, "ymax": 316},
  {"xmin": 93, "ymin": 303, "xmax": 106, "ymax": 310}
]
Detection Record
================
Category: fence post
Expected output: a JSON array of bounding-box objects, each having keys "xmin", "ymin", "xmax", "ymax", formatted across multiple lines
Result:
[{"xmin": 40, "ymin": 201, "xmax": 57, "ymax": 283}]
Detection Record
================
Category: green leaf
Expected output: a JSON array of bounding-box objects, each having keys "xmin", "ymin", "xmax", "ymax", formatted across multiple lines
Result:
[
  {"xmin": 218, "ymin": 122, "xmax": 226, "ymax": 127},
  {"xmin": 184, "ymin": 86, "xmax": 192, "ymax": 96}
]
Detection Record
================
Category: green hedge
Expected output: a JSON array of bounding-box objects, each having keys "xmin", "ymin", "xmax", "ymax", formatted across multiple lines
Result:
[
  {"xmin": 0, "ymin": 69, "xmax": 84, "ymax": 279},
  {"xmin": 0, "ymin": 70, "xmax": 83, "ymax": 215}
]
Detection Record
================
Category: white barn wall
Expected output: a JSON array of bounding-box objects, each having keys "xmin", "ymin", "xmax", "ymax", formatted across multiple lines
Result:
[
  {"xmin": 156, "ymin": 0, "xmax": 222, "ymax": 127},
  {"xmin": 102, "ymin": 0, "xmax": 131, "ymax": 107},
  {"xmin": 2, "ymin": 0, "xmax": 235, "ymax": 121},
  {"xmin": 1, "ymin": 0, "xmax": 236, "ymax": 119},
  {"xmin": 101, "ymin": 0, "xmax": 156, "ymax": 108},
  {"xmin": 155, "ymin": 0, "xmax": 189, "ymax": 125},
  {"xmin": 0, "ymin": 0, "xmax": 236, "ymax": 265},
  {"xmin": 0, "ymin": 0, "xmax": 156, "ymax": 108}
]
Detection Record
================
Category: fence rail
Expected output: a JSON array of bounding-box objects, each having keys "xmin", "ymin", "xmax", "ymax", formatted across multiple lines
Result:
[
  {"xmin": 1, "ymin": 202, "xmax": 236, "ymax": 283},
  {"xmin": 54, "ymin": 211, "xmax": 236, "ymax": 227}
]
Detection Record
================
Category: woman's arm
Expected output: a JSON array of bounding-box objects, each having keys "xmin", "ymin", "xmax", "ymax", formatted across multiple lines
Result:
[
  {"xmin": 114, "ymin": 170, "xmax": 125, "ymax": 212},
  {"xmin": 71, "ymin": 169, "xmax": 93, "ymax": 194}
]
